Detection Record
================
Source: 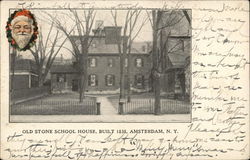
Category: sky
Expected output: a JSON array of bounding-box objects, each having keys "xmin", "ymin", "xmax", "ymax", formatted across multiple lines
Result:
[{"xmin": 18, "ymin": 9, "xmax": 153, "ymax": 59}]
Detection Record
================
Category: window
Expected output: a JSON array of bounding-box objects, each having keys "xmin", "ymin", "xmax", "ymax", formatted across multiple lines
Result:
[
  {"xmin": 135, "ymin": 58, "xmax": 143, "ymax": 67},
  {"xmin": 142, "ymin": 45, "xmax": 146, "ymax": 52},
  {"xmin": 88, "ymin": 74, "xmax": 98, "ymax": 86},
  {"xmin": 124, "ymin": 58, "xmax": 128, "ymax": 67},
  {"xmin": 89, "ymin": 58, "xmax": 97, "ymax": 67},
  {"xmin": 105, "ymin": 74, "xmax": 115, "ymax": 86},
  {"xmin": 135, "ymin": 74, "xmax": 144, "ymax": 86},
  {"xmin": 56, "ymin": 74, "xmax": 66, "ymax": 82},
  {"xmin": 180, "ymin": 39, "xmax": 184, "ymax": 51},
  {"xmin": 108, "ymin": 58, "xmax": 114, "ymax": 67}
]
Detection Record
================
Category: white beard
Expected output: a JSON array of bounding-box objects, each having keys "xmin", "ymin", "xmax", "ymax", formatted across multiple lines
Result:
[{"xmin": 12, "ymin": 32, "xmax": 33, "ymax": 49}]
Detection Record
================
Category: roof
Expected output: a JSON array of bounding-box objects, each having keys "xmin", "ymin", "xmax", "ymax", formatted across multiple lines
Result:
[
  {"xmin": 160, "ymin": 10, "xmax": 191, "ymax": 37},
  {"xmin": 168, "ymin": 52, "xmax": 189, "ymax": 67},
  {"xmin": 12, "ymin": 59, "xmax": 37, "ymax": 73},
  {"xmin": 50, "ymin": 65, "xmax": 77, "ymax": 73},
  {"xmin": 72, "ymin": 36, "xmax": 151, "ymax": 55}
]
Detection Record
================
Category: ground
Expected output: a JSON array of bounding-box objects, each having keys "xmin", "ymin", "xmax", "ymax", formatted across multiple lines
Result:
[{"xmin": 10, "ymin": 92, "xmax": 191, "ymax": 122}]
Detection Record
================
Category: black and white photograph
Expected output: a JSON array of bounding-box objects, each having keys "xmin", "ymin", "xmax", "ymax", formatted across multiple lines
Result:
[
  {"xmin": 9, "ymin": 8, "xmax": 192, "ymax": 123},
  {"xmin": 1, "ymin": 1, "xmax": 249, "ymax": 160}
]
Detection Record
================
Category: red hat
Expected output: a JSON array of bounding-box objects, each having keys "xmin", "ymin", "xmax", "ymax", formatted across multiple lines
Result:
[{"xmin": 14, "ymin": 9, "xmax": 32, "ymax": 19}]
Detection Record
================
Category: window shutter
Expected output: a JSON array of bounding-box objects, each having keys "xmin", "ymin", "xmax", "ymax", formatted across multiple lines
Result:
[
  {"xmin": 88, "ymin": 75, "xmax": 91, "ymax": 86},
  {"xmin": 95, "ymin": 75, "xmax": 98, "ymax": 86},
  {"xmin": 57, "ymin": 74, "xmax": 59, "ymax": 82},
  {"xmin": 141, "ymin": 58, "xmax": 144, "ymax": 67},
  {"xmin": 113, "ymin": 75, "xmax": 115, "ymax": 86},
  {"xmin": 135, "ymin": 58, "xmax": 137, "ymax": 67},
  {"xmin": 134, "ymin": 75, "xmax": 137, "ymax": 86},
  {"xmin": 64, "ymin": 74, "xmax": 66, "ymax": 82},
  {"xmin": 142, "ymin": 75, "xmax": 145, "ymax": 87},
  {"xmin": 105, "ymin": 75, "xmax": 107, "ymax": 86},
  {"xmin": 95, "ymin": 58, "xmax": 98, "ymax": 67}
]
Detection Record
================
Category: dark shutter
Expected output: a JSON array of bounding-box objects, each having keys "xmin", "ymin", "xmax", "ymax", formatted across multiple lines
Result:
[
  {"xmin": 64, "ymin": 74, "xmax": 66, "ymax": 82},
  {"xmin": 105, "ymin": 75, "xmax": 107, "ymax": 86},
  {"xmin": 141, "ymin": 58, "xmax": 144, "ymax": 67},
  {"xmin": 142, "ymin": 75, "xmax": 145, "ymax": 88},
  {"xmin": 134, "ymin": 75, "xmax": 137, "ymax": 86},
  {"xmin": 57, "ymin": 74, "xmax": 59, "ymax": 82},
  {"xmin": 95, "ymin": 75, "xmax": 98, "ymax": 86},
  {"xmin": 113, "ymin": 75, "xmax": 115, "ymax": 86},
  {"xmin": 88, "ymin": 75, "xmax": 91, "ymax": 86}
]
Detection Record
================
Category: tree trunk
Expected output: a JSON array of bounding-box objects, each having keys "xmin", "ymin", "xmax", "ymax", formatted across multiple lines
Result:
[
  {"xmin": 127, "ymin": 53, "xmax": 131, "ymax": 102},
  {"xmin": 38, "ymin": 71, "xmax": 44, "ymax": 87},
  {"xmin": 154, "ymin": 75, "xmax": 161, "ymax": 114},
  {"xmin": 152, "ymin": 10, "xmax": 161, "ymax": 115},
  {"xmin": 119, "ymin": 53, "xmax": 125, "ymax": 99},
  {"xmin": 79, "ymin": 54, "xmax": 84, "ymax": 102}
]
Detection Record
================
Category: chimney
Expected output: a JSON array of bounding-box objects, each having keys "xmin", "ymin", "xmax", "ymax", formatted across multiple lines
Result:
[
  {"xmin": 93, "ymin": 20, "xmax": 104, "ymax": 36},
  {"xmin": 95, "ymin": 20, "xmax": 104, "ymax": 29},
  {"xmin": 104, "ymin": 26, "xmax": 122, "ymax": 44}
]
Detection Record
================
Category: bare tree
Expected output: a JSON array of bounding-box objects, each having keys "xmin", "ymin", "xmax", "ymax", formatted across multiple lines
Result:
[
  {"xmin": 147, "ymin": 10, "xmax": 189, "ymax": 114},
  {"xmin": 29, "ymin": 22, "xmax": 69, "ymax": 87},
  {"xmin": 46, "ymin": 9, "xmax": 97, "ymax": 102},
  {"xmin": 111, "ymin": 10, "xmax": 148, "ymax": 101}
]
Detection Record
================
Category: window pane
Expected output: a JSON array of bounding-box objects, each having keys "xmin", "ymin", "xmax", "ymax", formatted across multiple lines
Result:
[
  {"xmin": 57, "ymin": 74, "xmax": 65, "ymax": 82},
  {"xmin": 135, "ymin": 74, "xmax": 143, "ymax": 86},
  {"xmin": 90, "ymin": 75, "xmax": 96, "ymax": 86},
  {"xmin": 108, "ymin": 58, "xmax": 113, "ymax": 67},
  {"xmin": 90, "ymin": 58, "xmax": 96, "ymax": 67},
  {"xmin": 124, "ymin": 58, "xmax": 128, "ymax": 67},
  {"xmin": 107, "ymin": 75, "xmax": 114, "ymax": 86},
  {"xmin": 135, "ymin": 58, "xmax": 142, "ymax": 67}
]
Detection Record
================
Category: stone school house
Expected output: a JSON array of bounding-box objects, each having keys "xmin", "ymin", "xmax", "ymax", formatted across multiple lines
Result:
[{"xmin": 50, "ymin": 26, "xmax": 152, "ymax": 93}]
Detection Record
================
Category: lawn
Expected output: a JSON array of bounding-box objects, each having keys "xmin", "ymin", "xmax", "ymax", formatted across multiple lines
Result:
[
  {"xmin": 107, "ymin": 93, "xmax": 190, "ymax": 114},
  {"xmin": 11, "ymin": 93, "xmax": 97, "ymax": 115}
]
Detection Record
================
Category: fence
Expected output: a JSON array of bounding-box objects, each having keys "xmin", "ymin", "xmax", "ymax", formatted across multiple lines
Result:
[
  {"xmin": 11, "ymin": 99, "xmax": 99, "ymax": 115},
  {"xmin": 11, "ymin": 86, "xmax": 50, "ymax": 104},
  {"xmin": 119, "ymin": 99, "xmax": 190, "ymax": 114}
]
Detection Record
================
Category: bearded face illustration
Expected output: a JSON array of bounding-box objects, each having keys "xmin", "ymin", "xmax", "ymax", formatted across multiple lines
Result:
[
  {"xmin": 11, "ymin": 18, "xmax": 34, "ymax": 49},
  {"xmin": 6, "ymin": 9, "xmax": 38, "ymax": 51}
]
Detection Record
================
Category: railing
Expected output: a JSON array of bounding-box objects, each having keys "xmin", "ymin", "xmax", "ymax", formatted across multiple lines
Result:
[
  {"xmin": 11, "ymin": 100, "xmax": 98, "ymax": 115},
  {"xmin": 119, "ymin": 99, "xmax": 190, "ymax": 114}
]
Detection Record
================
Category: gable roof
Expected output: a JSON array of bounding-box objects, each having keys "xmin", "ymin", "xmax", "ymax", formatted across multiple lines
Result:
[
  {"xmin": 168, "ymin": 52, "xmax": 189, "ymax": 68},
  {"xmin": 12, "ymin": 59, "xmax": 37, "ymax": 73}
]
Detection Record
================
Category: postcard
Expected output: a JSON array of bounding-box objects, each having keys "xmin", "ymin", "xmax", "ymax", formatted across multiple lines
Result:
[{"xmin": 0, "ymin": 0, "xmax": 249, "ymax": 160}]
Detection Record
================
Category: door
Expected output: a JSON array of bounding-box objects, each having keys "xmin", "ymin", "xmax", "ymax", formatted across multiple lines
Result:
[{"xmin": 72, "ymin": 79, "xmax": 79, "ymax": 91}]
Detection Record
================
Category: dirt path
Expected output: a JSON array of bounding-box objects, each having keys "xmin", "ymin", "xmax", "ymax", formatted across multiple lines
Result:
[{"xmin": 97, "ymin": 97, "xmax": 117, "ymax": 115}]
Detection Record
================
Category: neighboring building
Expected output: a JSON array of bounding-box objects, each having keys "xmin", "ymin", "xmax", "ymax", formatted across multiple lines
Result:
[
  {"xmin": 50, "ymin": 65, "xmax": 78, "ymax": 93},
  {"xmin": 10, "ymin": 58, "xmax": 38, "ymax": 90},
  {"xmin": 158, "ymin": 10, "xmax": 191, "ymax": 99},
  {"xmin": 184, "ymin": 56, "xmax": 191, "ymax": 100},
  {"xmin": 50, "ymin": 25, "xmax": 152, "ymax": 93}
]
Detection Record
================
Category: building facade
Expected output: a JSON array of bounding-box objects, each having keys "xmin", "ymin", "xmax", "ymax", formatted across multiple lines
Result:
[
  {"xmin": 10, "ymin": 58, "xmax": 38, "ymax": 90},
  {"xmin": 157, "ymin": 10, "xmax": 191, "ymax": 99},
  {"xmin": 50, "ymin": 26, "xmax": 152, "ymax": 93}
]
